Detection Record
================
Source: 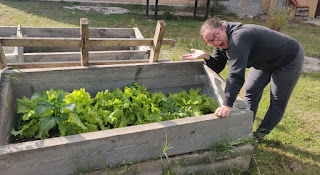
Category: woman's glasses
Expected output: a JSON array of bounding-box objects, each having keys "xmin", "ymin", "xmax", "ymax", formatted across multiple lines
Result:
[{"xmin": 205, "ymin": 28, "xmax": 221, "ymax": 46}]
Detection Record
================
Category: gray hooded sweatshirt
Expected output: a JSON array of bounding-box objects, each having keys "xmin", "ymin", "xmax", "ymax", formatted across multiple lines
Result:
[{"xmin": 205, "ymin": 22, "xmax": 300, "ymax": 107}]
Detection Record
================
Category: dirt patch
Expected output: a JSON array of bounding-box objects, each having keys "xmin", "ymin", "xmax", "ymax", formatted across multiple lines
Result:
[
  {"xmin": 64, "ymin": 5, "xmax": 129, "ymax": 15},
  {"xmin": 303, "ymin": 56, "xmax": 320, "ymax": 73}
]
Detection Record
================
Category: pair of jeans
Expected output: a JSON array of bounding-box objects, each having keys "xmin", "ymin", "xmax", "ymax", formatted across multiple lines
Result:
[{"xmin": 243, "ymin": 44, "xmax": 305, "ymax": 134}]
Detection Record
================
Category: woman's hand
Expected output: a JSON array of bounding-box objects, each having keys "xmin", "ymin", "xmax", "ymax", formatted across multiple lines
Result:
[
  {"xmin": 183, "ymin": 49, "xmax": 210, "ymax": 61},
  {"xmin": 214, "ymin": 105, "xmax": 232, "ymax": 117}
]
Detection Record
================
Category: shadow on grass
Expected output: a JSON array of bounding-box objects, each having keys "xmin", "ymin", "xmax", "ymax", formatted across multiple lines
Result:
[{"xmin": 246, "ymin": 138, "xmax": 320, "ymax": 174}]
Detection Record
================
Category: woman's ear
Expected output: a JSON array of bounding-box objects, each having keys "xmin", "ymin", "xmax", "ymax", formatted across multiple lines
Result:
[{"xmin": 221, "ymin": 24, "xmax": 226, "ymax": 31}]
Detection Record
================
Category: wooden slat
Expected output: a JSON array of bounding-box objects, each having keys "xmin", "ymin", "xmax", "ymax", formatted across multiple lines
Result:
[
  {"xmin": 0, "ymin": 37, "xmax": 81, "ymax": 47},
  {"xmin": 15, "ymin": 24, "xmax": 24, "ymax": 62},
  {"xmin": 21, "ymin": 27, "xmax": 134, "ymax": 38},
  {"xmin": 0, "ymin": 43, "xmax": 7, "ymax": 69},
  {"xmin": 89, "ymin": 38, "xmax": 152, "ymax": 47},
  {"xmin": 133, "ymin": 27, "xmax": 151, "ymax": 57},
  {"xmin": 149, "ymin": 20, "xmax": 166, "ymax": 63},
  {"xmin": 80, "ymin": 18, "xmax": 89, "ymax": 66},
  {"xmin": 204, "ymin": 65, "xmax": 225, "ymax": 107},
  {"xmin": 24, "ymin": 50, "xmax": 147, "ymax": 62},
  {"xmin": 7, "ymin": 59, "xmax": 172, "ymax": 69},
  {"xmin": 162, "ymin": 38, "xmax": 176, "ymax": 45},
  {"xmin": 0, "ymin": 26, "xmax": 17, "ymax": 37},
  {"xmin": 0, "ymin": 37, "xmax": 175, "ymax": 47}
]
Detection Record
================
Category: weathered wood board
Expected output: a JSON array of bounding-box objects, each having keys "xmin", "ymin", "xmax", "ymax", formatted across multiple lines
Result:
[
  {"xmin": 0, "ymin": 61, "xmax": 253, "ymax": 175},
  {"xmin": 0, "ymin": 26, "xmax": 152, "ymax": 60}
]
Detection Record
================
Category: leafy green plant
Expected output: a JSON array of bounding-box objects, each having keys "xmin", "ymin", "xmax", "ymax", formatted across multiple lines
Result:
[{"xmin": 11, "ymin": 83, "xmax": 218, "ymax": 140}]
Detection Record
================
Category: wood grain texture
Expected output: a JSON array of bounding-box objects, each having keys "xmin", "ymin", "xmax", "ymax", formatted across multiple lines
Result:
[
  {"xmin": 0, "ymin": 27, "xmax": 135, "ymax": 38},
  {"xmin": 0, "ymin": 110, "xmax": 252, "ymax": 175},
  {"xmin": 80, "ymin": 18, "xmax": 89, "ymax": 66},
  {"xmin": 7, "ymin": 61, "xmax": 203, "ymax": 98},
  {"xmin": 149, "ymin": 20, "xmax": 166, "ymax": 63},
  {"xmin": 133, "ymin": 27, "xmax": 151, "ymax": 55},
  {"xmin": 0, "ymin": 77, "xmax": 15, "ymax": 144},
  {"xmin": 15, "ymin": 25, "xmax": 24, "ymax": 62},
  {"xmin": 23, "ymin": 50, "xmax": 147, "ymax": 62},
  {"xmin": 0, "ymin": 37, "xmax": 175, "ymax": 47},
  {"xmin": 0, "ymin": 43, "xmax": 7, "ymax": 69},
  {"xmin": 7, "ymin": 59, "xmax": 172, "ymax": 69}
]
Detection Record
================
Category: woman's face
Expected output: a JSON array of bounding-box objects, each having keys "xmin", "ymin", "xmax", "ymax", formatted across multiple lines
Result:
[{"xmin": 202, "ymin": 25, "xmax": 229, "ymax": 49}]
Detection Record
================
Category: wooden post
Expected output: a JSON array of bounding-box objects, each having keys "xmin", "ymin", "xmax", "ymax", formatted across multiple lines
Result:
[
  {"xmin": 14, "ymin": 24, "xmax": 24, "ymax": 62},
  {"xmin": 149, "ymin": 20, "xmax": 166, "ymax": 63},
  {"xmin": 80, "ymin": 18, "xmax": 89, "ymax": 66},
  {"xmin": 205, "ymin": 0, "xmax": 210, "ymax": 19},
  {"xmin": 0, "ymin": 42, "xmax": 7, "ymax": 69},
  {"xmin": 133, "ymin": 27, "xmax": 151, "ymax": 59}
]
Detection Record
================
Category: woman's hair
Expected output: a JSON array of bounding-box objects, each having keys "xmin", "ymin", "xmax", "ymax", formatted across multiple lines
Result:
[{"xmin": 199, "ymin": 18, "xmax": 222, "ymax": 36}]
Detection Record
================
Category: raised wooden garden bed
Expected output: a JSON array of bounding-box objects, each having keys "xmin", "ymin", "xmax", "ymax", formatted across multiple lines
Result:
[
  {"xmin": 0, "ymin": 19, "xmax": 175, "ymax": 68},
  {"xmin": 0, "ymin": 19, "xmax": 253, "ymax": 175}
]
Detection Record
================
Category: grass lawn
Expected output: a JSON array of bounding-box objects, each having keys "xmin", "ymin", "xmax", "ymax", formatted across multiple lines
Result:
[{"xmin": 0, "ymin": 0, "xmax": 319, "ymax": 174}]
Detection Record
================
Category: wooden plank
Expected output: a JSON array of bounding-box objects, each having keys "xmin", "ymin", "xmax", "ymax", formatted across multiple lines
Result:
[
  {"xmin": 7, "ymin": 61, "xmax": 202, "ymax": 98},
  {"xmin": 0, "ymin": 110, "xmax": 252, "ymax": 175},
  {"xmin": 7, "ymin": 59, "xmax": 172, "ymax": 69},
  {"xmin": 21, "ymin": 27, "xmax": 134, "ymax": 38},
  {"xmin": 90, "ymin": 144, "xmax": 253, "ymax": 174},
  {"xmin": 133, "ymin": 27, "xmax": 151, "ymax": 58},
  {"xmin": 89, "ymin": 38, "xmax": 152, "ymax": 47},
  {"xmin": 0, "ymin": 37, "xmax": 81, "ymax": 47},
  {"xmin": 0, "ymin": 38, "xmax": 175, "ymax": 47},
  {"xmin": 0, "ymin": 43, "xmax": 7, "ymax": 69},
  {"xmin": 15, "ymin": 25, "xmax": 24, "ymax": 62},
  {"xmin": 24, "ymin": 50, "xmax": 147, "ymax": 62},
  {"xmin": 0, "ymin": 26, "xmax": 17, "ymax": 37},
  {"xmin": 0, "ymin": 77, "xmax": 15, "ymax": 144},
  {"xmin": 204, "ymin": 65, "xmax": 225, "ymax": 107},
  {"xmin": 89, "ymin": 38, "xmax": 175, "ymax": 47},
  {"xmin": 80, "ymin": 18, "xmax": 89, "ymax": 66},
  {"xmin": 204, "ymin": 65, "xmax": 247, "ymax": 109},
  {"xmin": 149, "ymin": 20, "xmax": 166, "ymax": 63}
]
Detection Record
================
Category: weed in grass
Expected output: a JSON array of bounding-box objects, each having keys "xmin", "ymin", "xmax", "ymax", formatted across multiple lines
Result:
[
  {"xmin": 100, "ymin": 155, "xmax": 107, "ymax": 170},
  {"xmin": 266, "ymin": 7, "xmax": 290, "ymax": 32},
  {"xmin": 117, "ymin": 160, "xmax": 133, "ymax": 174},
  {"xmin": 161, "ymin": 133, "xmax": 174, "ymax": 167}
]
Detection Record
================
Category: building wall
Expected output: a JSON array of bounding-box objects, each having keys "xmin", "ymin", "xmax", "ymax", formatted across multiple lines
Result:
[
  {"xmin": 294, "ymin": 0, "xmax": 319, "ymax": 18},
  {"xmin": 40, "ymin": 0, "xmax": 272, "ymax": 17}
]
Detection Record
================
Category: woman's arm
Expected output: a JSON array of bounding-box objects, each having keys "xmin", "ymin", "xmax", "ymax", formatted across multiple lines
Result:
[{"xmin": 183, "ymin": 49, "xmax": 228, "ymax": 74}]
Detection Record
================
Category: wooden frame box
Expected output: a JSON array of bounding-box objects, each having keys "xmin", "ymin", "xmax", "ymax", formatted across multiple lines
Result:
[
  {"xmin": 0, "ymin": 25, "xmax": 151, "ymax": 63},
  {"xmin": 0, "ymin": 61, "xmax": 253, "ymax": 175}
]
